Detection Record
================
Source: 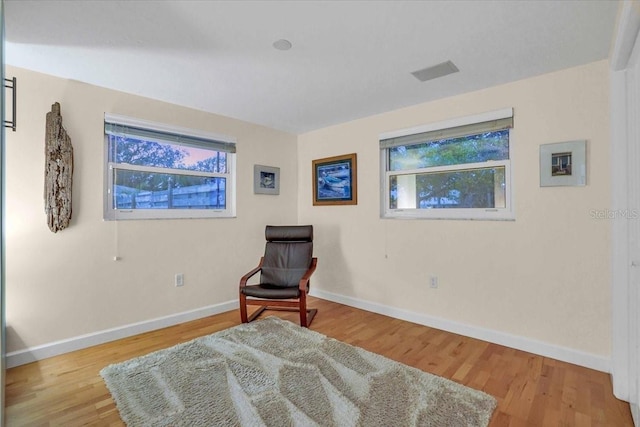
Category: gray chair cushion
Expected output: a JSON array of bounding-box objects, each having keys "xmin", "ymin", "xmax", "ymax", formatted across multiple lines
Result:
[
  {"xmin": 260, "ymin": 241, "xmax": 313, "ymax": 287},
  {"xmin": 241, "ymin": 284, "xmax": 301, "ymax": 299},
  {"xmin": 265, "ymin": 225, "xmax": 313, "ymax": 242}
]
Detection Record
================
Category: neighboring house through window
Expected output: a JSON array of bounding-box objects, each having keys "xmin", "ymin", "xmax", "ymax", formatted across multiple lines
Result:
[
  {"xmin": 379, "ymin": 108, "xmax": 514, "ymax": 220},
  {"xmin": 104, "ymin": 114, "xmax": 236, "ymax": 220}
]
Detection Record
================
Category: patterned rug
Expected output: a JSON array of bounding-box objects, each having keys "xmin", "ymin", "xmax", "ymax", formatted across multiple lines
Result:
[{"xmin": 100, "ymin": 317, "xmax": 496, "ymax": 426}]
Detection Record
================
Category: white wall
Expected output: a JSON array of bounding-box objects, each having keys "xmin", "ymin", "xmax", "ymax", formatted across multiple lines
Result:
[
  {"xmin": 5, "ymin": 66, "xmax": 298, "ymax": 354},
  {"xmin": 609, "ymin": 0, "xmax": 640, "ymax": 414},
  {"xmin": 298, "ymin": 60, "xmax": 612, "ymax": 365}
]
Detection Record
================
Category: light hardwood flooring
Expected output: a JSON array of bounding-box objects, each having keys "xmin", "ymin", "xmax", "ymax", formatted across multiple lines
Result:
[{"xmin": 5, "ymin": 297, "xmax": 634, "ymax": 426}]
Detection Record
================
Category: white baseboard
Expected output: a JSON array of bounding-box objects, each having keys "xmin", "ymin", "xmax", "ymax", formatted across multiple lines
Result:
[
  {"xmin": 6, "ymin": 300, "xmax": 239, "ymax": 368},
  {"xmin": 8, "ymin": 292, "xmax": 611, "ymax": 374},
  {"xmin": 310, "ymin": 289, "xmax": 611, "ymax": 373}
]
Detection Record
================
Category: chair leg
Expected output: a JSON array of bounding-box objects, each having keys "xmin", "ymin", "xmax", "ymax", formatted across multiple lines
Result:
[
  {"xmin": 299, "ymin": 292, "xmax": 308, "ymax": 327},
  {"xmin": 306, "ymin": 308, "xmax": 318, "ymax": 326},
  {"xmin": 247, "ymin": 306, "xmax": 267, "ymax": 322},
  {"xmin": 239, "ymin": 292, "xmax": 248, "ymax": 323},
  {"xmin": 243, "ymin": 293, "xmax": 316, "ymax": 327},
  {"xmin": 299, "ymin": 292, "xmax": 317, "ymax": 327}
]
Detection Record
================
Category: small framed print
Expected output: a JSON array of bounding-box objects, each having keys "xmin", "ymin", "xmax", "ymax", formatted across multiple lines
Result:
[
  {"xmin": 312, "ymin": 153, "xmax": 357, "ymax": 206},
  {"xmin": 540, "ymin": 140, "xmax": 586, "ymax": 187},
  {"xmin": 254, "ymin": 165, "xmax": 280, "ymax": 195}
]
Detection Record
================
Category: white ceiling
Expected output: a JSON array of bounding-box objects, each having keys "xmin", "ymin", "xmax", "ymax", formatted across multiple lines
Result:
[{"xmin": 5, "ymin": 0, "xmax": 620, "ymax": 134}]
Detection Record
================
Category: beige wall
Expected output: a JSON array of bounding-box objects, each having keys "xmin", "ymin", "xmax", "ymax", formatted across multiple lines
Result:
[
  {"xmin": 5, "ymin": 66, "xmax": 298, "ymax": 353},
  {"xmin": 298, "ymin": 60, "xmax": 611, "ymax": 357},
  {"xmin": 5, "ymin": 60, "xmax": 613, "ymax": 361}
]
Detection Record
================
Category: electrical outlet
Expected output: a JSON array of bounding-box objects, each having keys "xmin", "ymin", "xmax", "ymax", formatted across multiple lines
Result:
[
  {"xmin": 430, "ymin": 276, "xmax": 438, "ymax": 289},
  {"xmin": 175, "ymin": 273, "xmax": 184, "ymax": 287}
]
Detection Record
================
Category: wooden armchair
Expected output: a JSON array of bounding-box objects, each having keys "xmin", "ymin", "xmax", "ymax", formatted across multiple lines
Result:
[{"xmin": 239, "ymin": 225, "xmax": 318, "ymax": 327}]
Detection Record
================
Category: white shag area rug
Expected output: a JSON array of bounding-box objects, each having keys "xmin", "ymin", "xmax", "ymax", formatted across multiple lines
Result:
[{"xmin": 100, "ymin": 317, "xmax": 497, "ymax": 426}]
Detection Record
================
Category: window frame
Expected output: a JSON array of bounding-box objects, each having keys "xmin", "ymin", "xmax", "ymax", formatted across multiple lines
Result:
[
  {"xmin": 379, "ymin": 108, "xmax": 515, "ymax": 221},
  {"xmin": 103, "ymin": 113, "xmax": 237, "ymax": 220}
]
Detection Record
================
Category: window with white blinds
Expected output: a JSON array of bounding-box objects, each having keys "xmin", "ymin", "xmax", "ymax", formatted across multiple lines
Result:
[
  {"xmin": 104, "ymin": 114, "xmax": 236, "ymax": 220},
  {"xmin": 379, "ymin": 108, "xmax": 514, "ymax": 220}
]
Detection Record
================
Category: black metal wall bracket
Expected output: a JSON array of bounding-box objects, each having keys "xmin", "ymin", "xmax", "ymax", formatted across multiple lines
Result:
[{"xmin": 4, "ymin": 77, "xmax": 16, "ymax": 132}]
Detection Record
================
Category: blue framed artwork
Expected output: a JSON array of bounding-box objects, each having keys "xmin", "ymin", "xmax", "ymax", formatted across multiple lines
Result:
[{"xmin": 312, "ymin": 153, "xmax": 357, "ymax": 205}]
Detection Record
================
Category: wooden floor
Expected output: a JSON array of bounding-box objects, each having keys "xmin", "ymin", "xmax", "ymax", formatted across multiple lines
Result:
[{"xmin": 5, "ymin": 297, "xmax": 633, "ymax": 426}]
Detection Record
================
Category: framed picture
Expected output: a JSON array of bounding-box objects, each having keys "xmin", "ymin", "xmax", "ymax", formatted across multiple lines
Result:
[
  {"xmin": 254, "ymin": 165, "xmax": 280, "ymax": 195},
  {"xmin": 540, "ymin": 140, "xmax": 586, "ymax": 187},
  {"xmin": 312, "ymin": 153, "xmax": 357, "ymax": 206}
]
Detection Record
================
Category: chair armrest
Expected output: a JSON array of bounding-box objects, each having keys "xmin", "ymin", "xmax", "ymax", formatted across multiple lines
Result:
[
  {"xmin": 298, "ymin": 257, "xmax": 318, "ymax": 291},
  {"xmin": 239, "ymin": 257, "xmax": 264, "ymax": 288}
]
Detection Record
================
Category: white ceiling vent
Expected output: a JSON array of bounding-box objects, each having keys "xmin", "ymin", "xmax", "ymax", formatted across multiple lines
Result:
[{"xmin": 411, "ymin": 60, "xmax": 459, "ymax": 82}]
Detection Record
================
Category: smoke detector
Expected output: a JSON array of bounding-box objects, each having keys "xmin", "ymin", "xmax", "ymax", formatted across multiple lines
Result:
[{"xmin": 273, "ymin": 39, "xmax": 292, "ymax": 51}]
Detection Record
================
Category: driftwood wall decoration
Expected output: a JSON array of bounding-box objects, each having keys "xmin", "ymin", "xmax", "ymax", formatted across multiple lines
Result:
[{"xmin": 44, "ymin": 102, "xmax": 73, "ymax": 232}]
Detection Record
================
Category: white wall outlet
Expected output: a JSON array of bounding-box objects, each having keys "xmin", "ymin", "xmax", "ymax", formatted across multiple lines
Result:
[
  {"xmin": 430, "ymin": 276, "xmax": 438, "ymax": 289},
  {"xmin": 175, "ymin": 273, "xmax": 184, "ymax": 287}
]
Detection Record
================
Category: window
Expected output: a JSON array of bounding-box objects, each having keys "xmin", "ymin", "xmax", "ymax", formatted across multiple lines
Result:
[
  {"xmin": 380, "ymin": 108, "xmax": 514, "ymax": 220},
  {"xmin": 104, "ymin": 114, "xmax": 236, "ymax": 220}
]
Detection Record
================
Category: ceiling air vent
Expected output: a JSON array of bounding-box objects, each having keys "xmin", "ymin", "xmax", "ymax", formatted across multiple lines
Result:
[{"xmin": 411, "ymin": 60, "xmax": 459, "ymax": 82}]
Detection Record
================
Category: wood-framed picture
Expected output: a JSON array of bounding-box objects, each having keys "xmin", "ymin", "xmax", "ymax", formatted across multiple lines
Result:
[
  {"xmin": 312, "ymin": 153, "xmax": 357, "ymax": 206},
  {"xmin": 254, "ymin": 164, "xmax": 280, "ymax": 195}
]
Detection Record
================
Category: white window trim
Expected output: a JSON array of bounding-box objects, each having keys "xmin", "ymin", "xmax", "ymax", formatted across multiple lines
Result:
[
  {"xmin": 380, "ymin": 108, "xmax": 515, "ymax": 221},
  {"xmin": 103, "ymin": 114, "xmax": 237, "ymax": 220}
]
